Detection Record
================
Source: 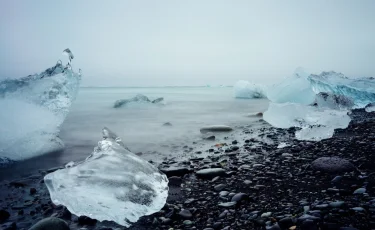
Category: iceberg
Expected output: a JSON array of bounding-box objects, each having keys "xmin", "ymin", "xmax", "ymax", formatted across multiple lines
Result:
[
  {"xmin": 233, "ymin": 80, "xmax": 267, "ymax": 99},
  {"xmin": 0, "ymin": 59, "xmax": 81, "ymax": 162},
  {"xmin": 44, "ymin": 127, "xmax": 169, "ymax": 227},
  {"xmin": 308, "ymin": 71, "xmax": 375, "ymax": 108},
  {"xmin": 262, "ymin": 68, "xmax": 367, "ymax": 141},
  {"xmin": 266, "ymin": 68, "xmax": 316, "ymax": 105},
  {"xmin": 114, "ymin": 94, "xmax": 164, "ymax": 108}
]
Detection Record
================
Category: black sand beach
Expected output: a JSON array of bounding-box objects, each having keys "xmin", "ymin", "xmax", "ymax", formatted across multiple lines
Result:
[{"xmin": 1, "ymin": 109, "xmax": 375, "ymax": 230}]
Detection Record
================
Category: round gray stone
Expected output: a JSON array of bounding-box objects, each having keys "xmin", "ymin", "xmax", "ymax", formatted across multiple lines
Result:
[
  {"xmin": 29, "ymin": 217, "xmax": 70, "ymax": 230},
  {"xmin": 311, "ymin": 157, "xmax": 355, "ymax": 173},
  {"xmin": 196, "ymin": 168, "xmax": 226, "ymax": 179}
]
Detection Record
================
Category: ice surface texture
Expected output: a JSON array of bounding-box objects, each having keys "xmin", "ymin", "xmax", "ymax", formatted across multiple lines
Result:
[
  {"xmin": 233, "ymin": 80, "xmax": 267, "ymax": 99},
  {"xmin": 44, "ymin": 127, "xmax": 169, "ymax": 227},
  {"xmin": 309, "ymin": 72, "xmax": 375, "ymax": 108},
  {"xmin": 262, "ymin": 69, "xmax": 370, "ymax": 141},
  {"xmin": 0, "ymin": 62, "xmax": 81, "ymax": 161}
]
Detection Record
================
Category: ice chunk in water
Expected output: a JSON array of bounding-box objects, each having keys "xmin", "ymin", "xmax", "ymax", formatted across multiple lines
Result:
[
  {"xmin": 44, "ymin": 127, "xmax": 169, "ymax": 227},
  {"xmin": 233, "ymin": 80, "xmax": 267, "ymax": 99},
  {"xmin": 0, "ymin": 61, "xmax": 81, "ymax": 161}
]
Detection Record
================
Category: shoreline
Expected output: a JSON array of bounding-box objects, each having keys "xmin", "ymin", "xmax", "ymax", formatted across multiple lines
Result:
[{"xmin": 1, "ymin": 109, "xmax": 374, "ymax": 230}]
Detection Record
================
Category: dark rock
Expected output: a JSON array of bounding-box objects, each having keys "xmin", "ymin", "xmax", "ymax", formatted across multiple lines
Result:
[
  {"xmin": 2, "ymin": 222, "xmax": 16, "ymax": 230},
  {"xmin": 168, "ymin": 176, "xmax": 182, "ymax": 186},
  {"xmin": 231, "ymin": 193, "xmax": 247, "ymax": 202},
  {"xmin": 160, "ymin": 166, "xmax": 192, "ymax": 177},
  {"xmin": 30, "ymin": 187, "xmax": 37, "ymax": 195},
  {"xmin": 196, "ymin": 168, "xmax": 226, "ymax": 179},
  {"xmin": 78, "ymin": 216, "xmax": 97, "ymax": 226},
  {"xmin": 178, "ymin": 209, "xmax": 192, "ymax": 219},
  {"xmin": 278, "ymin": 217, "xmax": 294, "ymax": 229},
  {"xmin": 214, "ymin": 184, "xmax": 226, "ymax": 191},
  {"xmin": 218, "ymin": 202, "xmax": 236, "ymax": 208},
  {"xmin": 205, "ymin": 135, "xmax": 216, "ymax": 141},
  {"xmin": 57, "ymin": 207, "xmax": 71, "ymax": 220},
  {"xmin": 163, "ymin": 122, "xmax": 172, "ymax": 126},
  {"xmin": 0, "ymin": 209, "xmax": 10, "ymax": 222},
  {"xmin": 311, "ymin": 157, "xmax": 355, "ymax": 173},
  {"xmin": 301, "ymin": 219, "xmax": 318, "ymax": 230},
  {"xmin": 29, "ymin": 217, "xmax": 70, "ymax": 230}
]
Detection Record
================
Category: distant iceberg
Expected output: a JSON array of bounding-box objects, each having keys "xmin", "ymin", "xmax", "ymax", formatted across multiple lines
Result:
[
  {"xmin": 0, "ymin": 60, "xmax": 81, "ymax": 163},
  {"xmin": 44, "ymin": 127, "xmax": 169, "ymax": 227},
  {"xmin": 114, "ymin": 94, "xmax": 164, "ymax": 108},
  {"xmin": 263, "ymin": 68, "xmax": 375, "ymax": 141},
  {"xmin": 233, "ymin": 80, "xmax": 267, "ymax": 99}
]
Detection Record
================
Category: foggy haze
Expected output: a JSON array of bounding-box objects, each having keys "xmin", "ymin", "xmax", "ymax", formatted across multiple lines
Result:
[{"xmin": 0, "ymin": 0, "xmax": 374, "ymax": 87}]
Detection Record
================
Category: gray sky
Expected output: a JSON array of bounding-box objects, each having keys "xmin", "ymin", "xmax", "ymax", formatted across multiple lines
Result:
[{"xmin": 1, "ymin": 0, "xmax": 374, "ymax": 87}]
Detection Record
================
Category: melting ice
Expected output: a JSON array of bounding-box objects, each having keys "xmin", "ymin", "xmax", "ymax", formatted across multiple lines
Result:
[
  {"xmin": 0, "ymin": 61, "xmax": 81, "ymax": 163},
  {"xmin": 263, "ymin": 69, "xmax": 375, "ymax": 141},
  {"xmin": 44, "ymin": 127, "xmax": 169, "ymax": 227},
  {"xmin": 233, "ymin": 80, "xmax": 267, "ymax": 99}
]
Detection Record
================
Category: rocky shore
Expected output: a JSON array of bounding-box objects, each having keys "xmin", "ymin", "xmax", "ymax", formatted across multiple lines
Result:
[{"xmin": 1, "ymin": 109, "xmax": 375, "ymax": 230}]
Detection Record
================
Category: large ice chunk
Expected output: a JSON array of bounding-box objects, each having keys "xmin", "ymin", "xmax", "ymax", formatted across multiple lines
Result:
[
  {"xmin": 44, "ymin": 127, "xmax": 169, "ymax": 227},
  {"xmin": 309, "ymin": 71, "xmax": 375, "ymax": 108},
  {"xmin": 0, "ymin": 61, "xmax": 81, "ymax": 161},
  {"xmin": 263, "ymin": 102, "xmax": 350, "ymax": 141},
  {"xmin": 233, "ymin": 80, "xmax": 267, "ymax": 99},
  {"xmin": 266, "ymin": 68, "xmax": 316, "ymax": 105}
]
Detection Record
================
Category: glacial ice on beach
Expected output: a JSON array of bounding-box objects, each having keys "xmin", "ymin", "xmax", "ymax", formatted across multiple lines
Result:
[
  {"xmin": 262, "ymin": 68, "xmax": 359, "ymax": 141},
  {"xmin": 309, "ymin": 71, "xmax": 375, "ymax": 108},
  {"xmin": 266, "ymin": 68, "xmax": 316, "ymax": 105},
  {"xmin": 0, "ymin": 61, "xmax": 81, "ymax": 162},
  {"xmin": 44, "ymin": 127, "xmax": 169, "ymax": 227},
  {"xmin": 263, "ymin": 102, "xmax": 351, "ymax": 141},
  {"xmin": 233, "ymin": 80, "xmax": 267, "ymax": 99}
]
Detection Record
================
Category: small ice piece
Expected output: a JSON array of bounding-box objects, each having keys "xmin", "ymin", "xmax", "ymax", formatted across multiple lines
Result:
[
  {"xmin": 44, "ymin": 127, "xmax": 169, "ymax": 227},
  {"xmin": 233, "ymin": 80, "xmax": 267, "ymax": 99},
  {"xmin": 365, "ymin": 103, "xmax": 375, "ymax": 112},
  {"xmin": 277, "ymin": 143, "xmax": 289, "ymax": 149},
  {"xmin": 63, "ymin": 48, "xmax": 74, "ymax": 63}
]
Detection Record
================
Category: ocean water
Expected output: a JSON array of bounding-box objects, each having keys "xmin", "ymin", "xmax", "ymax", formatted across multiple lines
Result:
[{"xmin": 0, "ymin": 87, "xmax": 269, "ymax": 180}]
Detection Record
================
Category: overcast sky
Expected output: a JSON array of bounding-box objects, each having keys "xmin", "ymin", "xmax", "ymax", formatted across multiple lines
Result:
[{"xmin": 0, "ymin": 0, "xmax": 374, "ymax": 86}]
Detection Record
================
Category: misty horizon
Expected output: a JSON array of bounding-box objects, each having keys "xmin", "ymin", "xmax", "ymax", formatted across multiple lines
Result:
[{"xmin": 1, "ymin": 0, "xmax": 375, "ymax": 87}]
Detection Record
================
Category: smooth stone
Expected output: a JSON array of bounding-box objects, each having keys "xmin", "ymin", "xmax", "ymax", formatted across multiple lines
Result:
[
  {"xmin": 351, "ymin": 207, "xmax": 365, "ymax": 212},
  {"xmin": 160, "ymin": 166, "xmax": 191, "ymax": 177},
  {"xmin": 231, "ymin": 193, "xmax": 247, "ymax": 202},
  {"xmin": 329, "ymin": 201, "xmax": 345, "ymax": 208},
  {"xmin": 353, "ymin": 188, "xmax": 366, "ymax": 194},
  {"xmin": 178, "ymin": 209, "xmax": 192, "ymax": 219},
  {"xmin": 168, "ymin": 176, "xmax": 182, "ymax": 186},
  {"xmin": 200, "ymin": 125, "xmax": 233, "ymax": 134},
  {"xmin": 196, "ymin": 168, "xmax": 226, "ymax": 179},
  {"xmin": 214, "ymin": 184, "xmax": 226, "ymax": 191},
  {"xmin": 331, "ymin": 176, "xmax": 343, "ymax": 183},
  {"xmin": 29, "ymin": 217, "xmax": 70, "ymax": 230},
  {"xmin": 183, "ymin": 220, "xmax": 193, "ymax": 225},
  {"xmin": 219, "ymin": 191, "xmax": 230, "ymax": 197},
  {"xmin": 261, "ymin": 212, "xmax": 272, "ymax": 218},
  {"xmin": 278, "ymin": 217, "xmax": 294, "ymax": 229},
  {"xmin": 218, "ymin": 202, "xmax": 237, "ymax": 208},
  {"xmin": 311, "ymin": 157, "xmax": 355, "ymax": 173}
]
